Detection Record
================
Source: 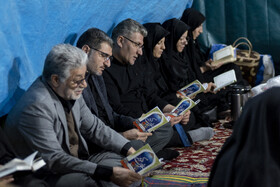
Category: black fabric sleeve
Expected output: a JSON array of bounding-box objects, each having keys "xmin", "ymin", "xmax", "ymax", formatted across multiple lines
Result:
[
  {"xmin": 92, "ymin": 165, "xmax": 113, "ymax": 181},
  {"xmin": 120, "ymin": 142, "xmax": 132, "ymax": 156}
]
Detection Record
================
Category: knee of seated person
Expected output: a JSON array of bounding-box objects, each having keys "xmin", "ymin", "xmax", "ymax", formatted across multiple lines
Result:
[{"xmin": 49, "ymin": 173, "xmax": 98, "ymax": 187}]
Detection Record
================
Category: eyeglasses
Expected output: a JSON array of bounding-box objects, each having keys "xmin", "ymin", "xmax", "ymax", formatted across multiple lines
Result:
[
  {"xmin": 89, "ymin": 46, "xmax": 113, "ymax": 62},
  {"xmin": 71, "ymin": 77, "xmax": 86, "ymax": 86},
  {"xmin": 71, "ymin": 73, "xmax": 89, "ymax": 86},
  {"xmin": 122, "ymin": 36, "xmax": 144, "ymax": 49}
]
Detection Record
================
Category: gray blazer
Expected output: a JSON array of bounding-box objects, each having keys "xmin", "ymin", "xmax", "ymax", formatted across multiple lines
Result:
[{"xmin": 4, "ymin": 77, "xmax": 129, "ymax": 175}]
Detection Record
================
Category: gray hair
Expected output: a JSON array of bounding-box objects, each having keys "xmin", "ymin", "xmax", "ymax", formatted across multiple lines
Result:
[
  {"xmin": 111, "ymin": 18, "xmax": 147, "ymax": 43},
  {"xmin": 42, "ymin": 44, "xmax": 88, "ymax": 82},
  {"xmin": 76, "ymin": 28, "xmax": 113, "ymax": 50}
]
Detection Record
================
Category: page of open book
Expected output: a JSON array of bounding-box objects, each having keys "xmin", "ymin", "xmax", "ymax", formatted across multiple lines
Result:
[{"xmin": 214, "ymin": 69, "xmax": 237, "ymax": 92}]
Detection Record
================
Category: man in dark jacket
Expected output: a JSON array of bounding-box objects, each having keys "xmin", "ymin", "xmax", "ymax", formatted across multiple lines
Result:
[{"xmin": 77, "ymin": 28, "xmax": 178, "ymax": 160}]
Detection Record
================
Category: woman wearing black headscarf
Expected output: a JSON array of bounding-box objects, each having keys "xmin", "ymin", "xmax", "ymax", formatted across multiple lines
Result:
[
  {"xmin": 160, "ymin": 18, "xmax": 198, "ymax": 92},
  {"xmin": 181, "ymin": 8, "xmax": 247, "ymax": 86},
  {"xmin": 142, "ymin": 22, "xmax": 180, "ymax": 106},
  {"xmin": 142, "ymin": 22, "xmax": 215, "ymax": 147},
  {"xmin": 160, "ymin": 18, "xmax": 223, "ymax": 116},
  {"xmin": 208, "ymin": 87, "xmax": 280, "ymax": 187}
]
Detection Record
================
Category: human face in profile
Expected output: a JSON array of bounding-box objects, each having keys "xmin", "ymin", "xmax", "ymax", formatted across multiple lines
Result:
[
  {"xmin": 176, "ymin": 30, "xmax": 189, "ymax": 53},
  {"xmin": 192, "ymin": 24, "xmax": 203, "ymax": 40},
  {"xmin": 119, "ymin": 32, "xmax": 144, "ymax": 65},
  {"xmin": 153, "ymin": 37, "xmax": 166, "ymax": 58},
  {"xmin": 87, "ymin": 42, "xmax": 112, "ymax": 76},
  {"xmin": 55, "ymin": 65, "xmax": 87, "ymax": 100}
]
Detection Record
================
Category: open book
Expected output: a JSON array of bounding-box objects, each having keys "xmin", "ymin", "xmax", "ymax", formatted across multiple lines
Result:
[
  {"xmin": 177, "ymin": 80, "xmax": 206, "ymax": 98},
  {"xmin": 212, "ymin": 45, "xmax": 237, "ymax": 66},
  {"xmin": 213, "ymin": 69, "xmax": 237, "ymax": 92},
  {"xmin": 121, "ymin": 144, "xmax": 164, "ymax": 175},
  {"xmin": 133, "ymin": 106, "xmax": 169, "ymax": 133},
  {"xmin": 0, "ymin": 151, "xmax": 46, "ymax": 178}
]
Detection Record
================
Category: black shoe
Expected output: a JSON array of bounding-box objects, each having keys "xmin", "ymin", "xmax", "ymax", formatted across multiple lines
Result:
[{"xmin": 156, "ymin": 148, "xmax": 180, "ymax": 160}]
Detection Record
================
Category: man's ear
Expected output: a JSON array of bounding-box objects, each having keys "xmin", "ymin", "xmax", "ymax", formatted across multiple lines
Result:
[
  {"xmin": 51, "ymin": 74, "xmax": 60, "ymax": 88},
  {"xmin": 81, "ymin": 45, "xmax": 91, "ymax": 54},
  {"xmin": 116, "ymin": 36, "xmax": 123, "ymax": 48}
]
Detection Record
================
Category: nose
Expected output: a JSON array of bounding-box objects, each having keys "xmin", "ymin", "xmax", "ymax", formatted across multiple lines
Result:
[
  {"xmin": 162, "ymin": 43, "xmax": 166, "ymax": 50},
  {"xmin": 104, "ymin": 59, "xmax": 111, "ymax": 68},
  {"xmin": 137, "ymin": 48, "xmax": 143, "ymax": 56},
  {"xmin": 80, "ymin": 79, "xmax": 87, "ymax": 88}
]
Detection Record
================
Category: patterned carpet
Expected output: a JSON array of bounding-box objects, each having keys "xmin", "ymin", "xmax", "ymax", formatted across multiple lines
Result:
[{"xmin": 143, "ymin": 123, "xmax": 232, "ymax": 186}]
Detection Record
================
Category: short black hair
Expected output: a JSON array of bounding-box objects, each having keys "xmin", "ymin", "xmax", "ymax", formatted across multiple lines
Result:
[{"xmin": 76, "ymin": 28, "xmax": 113, "ymax": 50}]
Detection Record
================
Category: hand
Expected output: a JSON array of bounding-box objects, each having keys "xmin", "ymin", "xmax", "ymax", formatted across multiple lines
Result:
[
  {"xmin": 0, "ymin": 175, "xmax": 14, "ymax": 185},
  {"xmin": 176, "ymin": 93, "xmax": 196, "ymax": 100},
  {"xmin": 181, "ymin": 110, "xmax": 191, "ymax": 125},
  {"xmin": 206, "ymin": 59, "xmax": 223, "ymax": 70},
  {"xmin": 168, "ymin": 115, "xmax": 183, "ymax": 126},
  {"xmin": 176, "ymin": 93, "xmax": 185, "ymax": 99},
  {"xmin": 122, "ymin": 129, "xmax": 152, "ymax": 142},
  {"xmin": 111, "ymin": 167, "xmax": 142, "ymax": 187},
  {"xmin": 204, "ymin": 82, "xmax": 217, "ymax": 93},
  {"xmin": 127, "ymin": 147, "xmax": 136, "ymax": 156},
  {"xmin": 200, "ymin": 59, "xmax": 213, "ymax": 73}
]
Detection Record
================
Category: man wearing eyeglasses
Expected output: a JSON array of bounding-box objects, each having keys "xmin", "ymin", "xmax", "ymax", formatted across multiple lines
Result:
[
  {"xmin": 77, "ymin": 28, "xmax": 178, "ymax": 160},
  {"xmin": 4, "ymin": 44, "xmax": 141, "ymax": 187},
  {"xmin": 102, "ymin": 18, "xmax": 188, "ymax": 160},
  {"xmin": 77, "ymin": 28, "xmax": 151, "ymax": 151}
]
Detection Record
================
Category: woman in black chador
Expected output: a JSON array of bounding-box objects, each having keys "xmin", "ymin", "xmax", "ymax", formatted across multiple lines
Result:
[
  {"xmin": 208, "ymin": 87, "xmax": 280, "ymax": 187},
  {"xmin": 142, "ymin": 22, "xmax": 214, "ymax": 147},
  {"xmin": 159, "ymin": 18, "xmax": 225, "ymax": 117},
  {"xmin": 181, "ymin": 8, "xmax": 247, "ymax": 86}
]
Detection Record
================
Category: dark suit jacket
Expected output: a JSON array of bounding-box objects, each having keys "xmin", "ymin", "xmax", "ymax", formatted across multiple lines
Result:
[{"xmin": 83, "ymin": 74, "xmax": 134, "ymax": 132}]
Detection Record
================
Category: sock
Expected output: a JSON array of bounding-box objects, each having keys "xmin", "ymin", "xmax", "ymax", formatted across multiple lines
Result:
[{"xmin": 188, "ymin": 127, "xmax": 215, "ymax": 143}]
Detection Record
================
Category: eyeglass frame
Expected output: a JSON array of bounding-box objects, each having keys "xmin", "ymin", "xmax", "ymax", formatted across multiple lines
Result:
[
  {"xmin": 70, "ymin": 73, "xmax": 89, "ymax": 87},
  {"xmin": 89, "ymin": 46, "xmax": 113, "ymax": 62},
  {"xmin": 122, "ymin": 35, "xmax": 144, "ymax": 49}
]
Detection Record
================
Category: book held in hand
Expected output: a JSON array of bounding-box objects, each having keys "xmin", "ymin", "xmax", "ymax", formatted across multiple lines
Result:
[
  {"xmin": 212, "ymin": 45, "xmax": 237, "ymax": 66},
  {"xmin": 133, "ymin": 106, "xmax": 169, "ymax": 133},
  {"xmin": 121, "ymin": 144, "xmax": 164, "ymax": 175},
  {"xmin": 0, "ymin": 151, "xmax": 46, "ymax": 178},
  {"xmin": 166, "ymin": 98, "xmax": 199, "ymax": 147},
  {"xmin": 177, "ymin": 80, "xmax": 206, "ymax": 98},
  {"xmin": 213, "ymin": 69, "xmax": 237, "ymax": 92},
  {"xmin": 168, "ymin": 97, "xmax": 197, "ymax": 118}
]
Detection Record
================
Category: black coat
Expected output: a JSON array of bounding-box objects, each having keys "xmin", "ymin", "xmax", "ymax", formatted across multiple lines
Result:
[
  {"xmin": 208, "ymin": 87, "xmax": 280, "ymax": 187},
  {"xmin": 103, "ymin": 57, "xmax": 168, "ymax": 118},
  {"xmin": 0, "ymin": 127, "xmax": 16, "ymax": 164}
]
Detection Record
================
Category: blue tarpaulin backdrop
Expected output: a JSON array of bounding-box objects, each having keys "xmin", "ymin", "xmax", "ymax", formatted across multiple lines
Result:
[
  {"xmin": 1, "ymin": 1, "xmax": 280, "ymax": 117},
  {"xmin": 0, "ymin": 0, "xmax": 193, "ymax": 116}
]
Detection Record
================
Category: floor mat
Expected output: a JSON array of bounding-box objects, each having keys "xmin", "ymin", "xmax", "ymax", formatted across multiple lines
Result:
[{"xmin": 143, "ymin": 122, "xmax": 232, "ymax": 186}]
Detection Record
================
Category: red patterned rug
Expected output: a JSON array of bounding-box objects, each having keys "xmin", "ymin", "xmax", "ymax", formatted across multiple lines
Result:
[{"xmin": 143, "ymin": 123, "xmax": 232, "ymax": 186}]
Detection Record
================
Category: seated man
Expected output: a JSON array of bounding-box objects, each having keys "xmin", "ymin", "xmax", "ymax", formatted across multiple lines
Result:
[
  {"xmin": 4, "ymin": 44, "xmax": 141, "ymax": 187},
  {"xmin": 103, "ymin": 19, "xmax": 213, "ymax": 148},
  {"xmin": 76, "ymin": 27, "xmax": 177, "ymax": 160}
]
